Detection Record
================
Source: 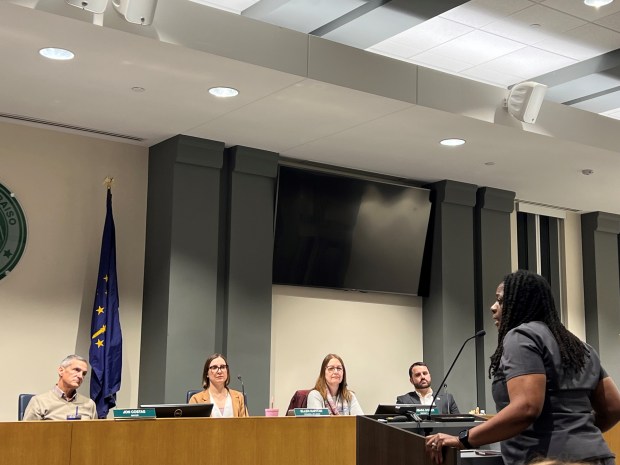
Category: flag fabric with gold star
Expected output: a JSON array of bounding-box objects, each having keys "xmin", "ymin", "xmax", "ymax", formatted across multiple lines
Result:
[{"xmin": 89, "ymin": 188, "xmax": 122, "ymax": 418}]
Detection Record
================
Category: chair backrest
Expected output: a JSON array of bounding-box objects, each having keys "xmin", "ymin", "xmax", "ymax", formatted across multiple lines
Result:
[
  {"xmin": 18, "ymin": 394, "xmax": 35, "ymax": 421},
  {"xmin": 186, "ymin": 389, "xmax": 203, "ymax": 403},
  {"xmin": 286, "ymin": 389, "xmax": 311, "ymax": 412}
]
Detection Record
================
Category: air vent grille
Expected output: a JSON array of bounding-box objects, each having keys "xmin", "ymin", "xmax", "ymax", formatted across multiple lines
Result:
[{"xmin": 0, "ymin": 113, "xmax": 145, "ymax": 142}]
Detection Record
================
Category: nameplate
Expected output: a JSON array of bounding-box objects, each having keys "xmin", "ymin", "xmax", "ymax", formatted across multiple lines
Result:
[
  {"xmin": 293, "ymin": 408, "xmax": 329, "ymax": 417},
  {"xmin": 113, "ymin": 408, "xmax": 156, "ymax": 420},
  {"xmin": 413, "ymin": 407, "xmax": 439, "ymax": 415}
]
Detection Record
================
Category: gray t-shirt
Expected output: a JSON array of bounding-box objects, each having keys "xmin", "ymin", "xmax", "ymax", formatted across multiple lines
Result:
[{"xmin": 492, "ymin": 321, "xmax": 614, "ymax": 465}]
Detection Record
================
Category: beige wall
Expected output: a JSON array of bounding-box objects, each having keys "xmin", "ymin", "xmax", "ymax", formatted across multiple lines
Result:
[
  {"xmin": 271, "ymin": 285, "xmax": 423, "ymax": 415},
  {"xmin": 0, "ymin": 121, "xmax": 148, "ymax": 421},
  {"xmin": 564, "ymin": 211, "xmax": 586, "ymax": 340}
]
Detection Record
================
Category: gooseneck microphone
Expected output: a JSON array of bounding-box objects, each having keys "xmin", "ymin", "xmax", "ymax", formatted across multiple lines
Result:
[
  {"xmin": 427, "ymin": 330, "xmax": 486, "ymax": 420},
  {"xmin": 237, "ymin": 375, "xmax": 249, "ymax": 415}
]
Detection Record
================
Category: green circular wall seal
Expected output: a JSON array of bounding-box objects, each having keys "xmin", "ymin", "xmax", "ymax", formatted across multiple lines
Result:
[{"xmin": 0, "ymin": 182, "xmax": 27, "ymax": 280}]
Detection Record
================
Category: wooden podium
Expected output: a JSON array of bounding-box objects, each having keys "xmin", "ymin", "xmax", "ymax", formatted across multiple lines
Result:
[{"xmin": 357, "ymin": 415, "xmax": 459, "ymax": 465}]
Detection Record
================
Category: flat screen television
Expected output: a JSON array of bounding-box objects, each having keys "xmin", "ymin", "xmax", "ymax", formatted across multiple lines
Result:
[{"xmin": 273, "ymin": 166, "xmax": 432, "ymax": 296}]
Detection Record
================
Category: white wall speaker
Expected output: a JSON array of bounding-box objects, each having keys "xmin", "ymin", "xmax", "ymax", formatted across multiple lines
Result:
[
  {"xmin": 66, "ymin": 0, "xmax": 109, "ymax": 14},
  {"xmin": 112, "ymin": 0, "xmax": 158, "ymax": 25},
  {"xmin": 505, "ymin": 81, "xmax": 547, "ymax": 124}
]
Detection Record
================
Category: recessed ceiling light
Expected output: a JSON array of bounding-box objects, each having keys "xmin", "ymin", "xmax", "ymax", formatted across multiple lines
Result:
[
  {"xmin": 584, "ymin": 0, "xmax": 613, "ymax": 7},
  {"xmin": 208, "ymin": 86, "xmax": 239, "ymax": 98},
  {"xmin": 440, "ymin": 138, "xmax": 466, "ymax": 146},
  {"xmin": 581, "ymin": 169, "xmax": 594, "ymax": 175},
  {"xmin": 39, "ymin": 47, "xmax": 75, "ymax": 60},
  {"xmin": 131, "ymin": 86, "xmax": 146, "ymax": 93},
  {"xmin": 484, "ymin": 162, "xmax": 495, "ymax": 166}
]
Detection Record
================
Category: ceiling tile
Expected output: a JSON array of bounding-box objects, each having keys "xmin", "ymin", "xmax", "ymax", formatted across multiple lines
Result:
[
  {"xmin": 440, "ymin": 0, "xmax": 534, "ymax": 28},
  {"xmin": 535, "ymin": 22, "xmax": 620, "ymax": 60},
  {"xmin": 371, "ymin": 17, "xmax": 473, "ymax": 59},
  {"xmin": 367, "ymin": 41, "xmax": 425, "ymax": 60},
  {"xmin": 541, "ymin": 0, "xmax": 620, "ymax": 22},
  {"xmin": 481, "ymin": 46, "xmax": 577, "ymax": 78},
  {"xmin": 255, "ymin": 0, "xmax": 365, "ymax": 34},
  {"xmin": 409, "ymin": 51, "xmax": 473, "ymax": 73},
  {"xmin": 188, "ymin": 0, "xmax": 259, "ymax": 14},
  {"xmin": 595, "ymin": 11, "xmax": 620, "ymax": 32},
  {"xmin": 460, "ymin": 65, "xmax": 528, "ymax": 87},
  {"xmin": 188, "ymin": 79, "xmax": 412, "ymax": 152},
  {"xmin": 481, "ymin": 4, "xmax": 586, "ymax": 45},
  {"xmin": 424, "ymin": 30, "xmax": 526, "ymax": 66},
  {"xmin": 601, "ymin": 108, "xmax": 620, "ymax": 119}
]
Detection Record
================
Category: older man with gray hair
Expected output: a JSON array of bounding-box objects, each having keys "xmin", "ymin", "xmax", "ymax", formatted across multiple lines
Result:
[{"xmin": 23, "ymin": 355, "xmax": 98, "ymax": 420}]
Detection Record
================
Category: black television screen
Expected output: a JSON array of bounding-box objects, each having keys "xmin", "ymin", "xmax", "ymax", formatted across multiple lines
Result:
[{"xmin": 273, "ymin": 166, "xmax": 432, "ymax": 295}]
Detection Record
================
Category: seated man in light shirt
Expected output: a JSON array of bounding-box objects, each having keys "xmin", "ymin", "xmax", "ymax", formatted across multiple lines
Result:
[
  {"xmin": 396, "ymin": 361, "xmax": 459, "ymax": 414},
  {"xmin": 23, "ymin": 354, "xmax": 98, "ymax": 420}
]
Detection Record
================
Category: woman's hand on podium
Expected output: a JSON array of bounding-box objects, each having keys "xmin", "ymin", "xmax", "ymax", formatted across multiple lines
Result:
[{"xmin": 425, "ymin": 433, "xmax": 462, "ymax": 464}]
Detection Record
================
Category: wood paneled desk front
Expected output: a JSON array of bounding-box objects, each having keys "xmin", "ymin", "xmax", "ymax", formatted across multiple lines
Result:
[{"xmin": 1, "ymin": 415, "xmax": 618, "ymax": 465}]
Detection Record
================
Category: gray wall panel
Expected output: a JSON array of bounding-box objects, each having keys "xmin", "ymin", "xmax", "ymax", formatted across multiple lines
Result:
[
  {"xmin": 423, "ymin": 180, "xmax": 478, "ymax": 412},
  {"xmin": 140, "ymin": 135, "xmax": 225, "ymax": 404},
  {"xmin": 581, "ymin": 212, "xmax": 620, "ymax": 382},
  {"xmin": 474, "ymin": 187, "xmax": 515, "ymax": 413},
  {"xmin": 225, "ymin": 146, "xmax": 279, "ymax": 415}
]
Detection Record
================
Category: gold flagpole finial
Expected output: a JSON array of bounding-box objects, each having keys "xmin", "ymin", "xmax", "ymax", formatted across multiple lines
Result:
[{"xmin": 103, "ymin": 177, "xmax": 114, "ymax": 189}]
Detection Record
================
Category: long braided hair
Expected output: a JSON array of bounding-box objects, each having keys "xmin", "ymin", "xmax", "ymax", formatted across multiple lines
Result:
[{"xmin": 489, "ymin": 270, "xmax": 587, "ymax": 378}]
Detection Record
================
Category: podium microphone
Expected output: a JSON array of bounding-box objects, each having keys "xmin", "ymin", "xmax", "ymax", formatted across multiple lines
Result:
[
  {"xmin": 427, "ymin": 330, "xmax": 486, "ymax": 420},
  {"xmin": 237, "ymin": 375, "xmax": 249, "ymax": 415}
]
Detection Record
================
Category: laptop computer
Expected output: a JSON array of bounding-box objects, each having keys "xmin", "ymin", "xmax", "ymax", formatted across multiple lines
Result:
[{"xmin": 139, "ymin": 403, "xmax": 214, "ymax": 418}]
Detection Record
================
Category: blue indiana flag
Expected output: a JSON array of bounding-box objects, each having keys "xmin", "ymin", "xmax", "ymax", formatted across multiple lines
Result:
[{"xmin": 89, "ymin": 188, "xmax": 122, "ymax": 419}]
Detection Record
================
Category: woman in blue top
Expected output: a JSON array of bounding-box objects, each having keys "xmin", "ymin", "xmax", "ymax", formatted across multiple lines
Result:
[{"xmin": 425, "ymin": 270, "xmax": 620, "ymax": 465}]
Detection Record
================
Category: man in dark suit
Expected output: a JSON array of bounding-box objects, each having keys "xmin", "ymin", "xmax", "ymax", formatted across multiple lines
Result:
[{"xmin": 396, "ymin": 361, "xmax": 459, "ymax": 414}]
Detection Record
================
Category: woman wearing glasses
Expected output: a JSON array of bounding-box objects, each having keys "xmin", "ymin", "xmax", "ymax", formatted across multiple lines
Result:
[
  {"xmin": 189, "ymin": 353, "xmax": 248, "ymax": 417},
  {"xmin": 306, "ymin": 353, "xmax": 363, "ymax": 415}
]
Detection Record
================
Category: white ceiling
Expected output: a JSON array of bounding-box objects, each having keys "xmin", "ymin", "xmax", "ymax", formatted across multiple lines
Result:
[
  {"xmin": 3, "ymin": 0, "xmax": 620, "ymax": 216},
  {"xmin": 207, "ymin": 0, "xmax": 620, "ymax": 118}
]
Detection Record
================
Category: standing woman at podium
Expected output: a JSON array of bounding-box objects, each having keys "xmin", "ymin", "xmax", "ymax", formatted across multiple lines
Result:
[
  {"xmin": 189, "ymin": 353, "xmax": 248, "ymax": 417},
  {"xmin": 425, "ymin": 270, "xmax": 620, "ymax": 465},
  {"xmin": 306, "ymin": 353, "xmax": 363, "ymax": 415}
]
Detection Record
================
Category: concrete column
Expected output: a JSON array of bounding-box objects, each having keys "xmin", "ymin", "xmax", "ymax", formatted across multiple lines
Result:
[
  {"xmin": 474, "ymin": 187, "xmax": 515, "ymax": 412},
  {"xmin": 139, "ymin": 135, "xmax": 226, "ymax": 404},
  {"xmin": 581, "ymin": 212, "xmax": 620, "ymax": 381},
  {"xmin": 423, "ymin": 180, "xmax": 478, "ymax": 412},
  {"xmin": 225, "ymin": 146, "xmax": 279, "ymax": 415}
]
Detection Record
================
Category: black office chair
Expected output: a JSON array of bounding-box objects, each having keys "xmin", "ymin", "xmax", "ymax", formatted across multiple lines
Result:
[
  {"xmin": 186, "ymin": 389, "xmax": 202, "ymax": 403},
  {"xmin": 18, "ymin": 394, "xmax": 35, "ymax": 420}
]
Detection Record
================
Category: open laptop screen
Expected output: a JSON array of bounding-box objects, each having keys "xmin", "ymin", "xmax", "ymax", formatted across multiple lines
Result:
[{"xmin": 140, "ymin": 403, "xmax": 214, "ymax": 418}]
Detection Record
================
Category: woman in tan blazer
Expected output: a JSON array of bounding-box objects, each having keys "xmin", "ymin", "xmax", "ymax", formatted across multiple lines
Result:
[{"xmin": 189, "ymin": 353, "xmax": 248, "ymax": 417}]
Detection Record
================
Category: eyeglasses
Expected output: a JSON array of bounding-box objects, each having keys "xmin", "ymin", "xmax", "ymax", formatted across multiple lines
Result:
[
  {"xmin": 209, "ymin": 365, "xmax": 228, "ymax": 372},
  {"xmin": 326, "ymin": 366, "xmax": 343, "ymax": 373}
]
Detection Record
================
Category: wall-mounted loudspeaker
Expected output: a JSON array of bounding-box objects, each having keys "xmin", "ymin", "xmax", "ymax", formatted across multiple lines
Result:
[
  {"xmin": 112, "ymin": 0, "xmax": 158, "ymax": 25},
  {"xmin": 504, "ymin": 81, "xmax": 547, "ymax": 124},
  {"xmin": 66, "ymin": 0, "xmax": 109, "ymax": 14}
]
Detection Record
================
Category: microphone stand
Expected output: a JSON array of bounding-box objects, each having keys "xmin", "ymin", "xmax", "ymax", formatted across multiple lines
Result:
[
  {"xmin": 427, "ymin": 330, "xmax": 486, "ymax": 420},
  {"xmin": 237, "ymin": 375, "xmax": 249, "ymax": 416}
]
